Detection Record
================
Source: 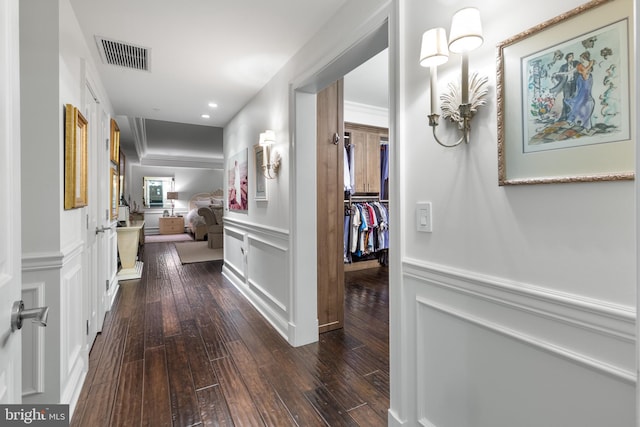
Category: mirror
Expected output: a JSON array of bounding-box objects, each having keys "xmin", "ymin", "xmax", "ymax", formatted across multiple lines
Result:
[{"xmin": 143, "ymin": 176, "xmax": 174, "ymax": 208}]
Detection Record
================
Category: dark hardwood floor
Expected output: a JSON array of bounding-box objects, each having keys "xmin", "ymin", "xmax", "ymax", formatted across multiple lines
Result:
[{"xmin": 71, "ymin": 241, "xmax": 389, "ymax": 427}]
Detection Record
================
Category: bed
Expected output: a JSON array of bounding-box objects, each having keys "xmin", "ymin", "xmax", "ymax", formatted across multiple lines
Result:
[{"xmin": 185, "ymin": 190, "xmax": 224, "ymax": 241}]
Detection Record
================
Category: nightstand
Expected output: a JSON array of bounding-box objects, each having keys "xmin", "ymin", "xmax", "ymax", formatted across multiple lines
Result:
[{"xmin": 158, "ymin": 216, "xmax": 184, "ymax": 234}]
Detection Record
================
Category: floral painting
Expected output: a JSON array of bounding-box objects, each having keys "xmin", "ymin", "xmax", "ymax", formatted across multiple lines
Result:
[
  {"xmin": 522, "ymin": 19, "xmax": 629, "ymax": 153},
  {"xmin": 228, "ymin": 148, "xmax": 248, "ymax": 211}
]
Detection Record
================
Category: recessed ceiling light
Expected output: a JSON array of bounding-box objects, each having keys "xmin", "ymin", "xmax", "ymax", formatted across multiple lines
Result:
[
  {"xmin": 201, "ymin": 114, "xmax": 210, "ymax": 119},
  {"xmin": 208, "ymin": 102, "xmax": 218, "ymax": 108}
]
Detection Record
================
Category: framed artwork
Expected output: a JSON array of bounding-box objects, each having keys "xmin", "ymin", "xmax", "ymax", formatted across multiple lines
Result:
[
  {"xmin": 228, "ymin": 148, "xmax": 248, "ymax": 211},
  {"xmin": 119, "ymin": 149, "xmax": 126, "ymax": 203},
  {"xmin": 110, "ymin": 164, "xmax": 119, "ymax": 220},
  {"xmin": 110, "ymin": 118, "xmax": 120, "ymax": 164},
  {"xmin": 497, "ymin": 0, "xmax": 634, "ymax": 185},
  {"xmin": 254, "ymin": 144, "xmax": 268, "ymax": 201},
  {"xmin": 64, "ymin": 104, "xmax": 88, "ymax": 209}
]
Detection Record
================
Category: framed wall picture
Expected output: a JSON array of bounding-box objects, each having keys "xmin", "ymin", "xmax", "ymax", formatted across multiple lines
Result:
[
  {"xmin": 110, "ymin": 118, "xmax": 120, "ymax": 164},
  {"xmin": 110, "ymin": 163, "xmax": 119, "ymax": 220},
  {"xmin": 119, "ymin": 149, "xmax": 126, "ymax": 203},
  {"xmin": 228, "ymin": 148, "xmax": 248, "ymax": 211},
  {"xmin": 496, "ymin": 0, "xmax": 634, "ymax": 185},
  {"xmin": 254, "ymin": 144, "xmax": 268, "ymax": 201},
  {"xmin": 64, "ymin": 104, "xmax": 88, "ymax": 209}
]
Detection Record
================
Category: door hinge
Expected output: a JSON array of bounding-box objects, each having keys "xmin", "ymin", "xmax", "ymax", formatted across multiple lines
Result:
[
  {"xmin": 106, "ymin": 279, "xmax": 109, "ymax": 291},
  {"xmin": 86, "ymin": 214, "xmax": 89, "ymax": 229},
  {"xmin": 106, "ymin": 209, "xmax": 109, "ymax": 221},
  {"xmin": 106, "ymin": 138, "xmax": 109, "ymax": 151},
  {"xmin": 86, "ymin": 320, "xmax": 89, "ymax": 335}
]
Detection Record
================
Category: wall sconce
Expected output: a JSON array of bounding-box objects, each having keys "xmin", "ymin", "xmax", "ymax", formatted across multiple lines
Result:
[
  {"xmin": 420, "ymin": 7, "xmax": 489, "ymax": 147},
  {"xmin": 166, "ymin": 191, "xmax": 178, "ymax": 216},
  {"xmin": 259, "ymin": 130, "xmax": 281, "ymax": 179}
]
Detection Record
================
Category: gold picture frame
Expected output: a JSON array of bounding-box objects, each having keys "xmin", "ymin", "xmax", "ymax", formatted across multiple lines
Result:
[
  {"xmin": 496, "ymin": 0, "xmax": 634, "ymax": 185},
  {"xmin": 119, "ymin": 149, "xmax": 126, "ymax": 203},
  {"xmin": 64, "ymin": 104, "xmax": 88, "ymax": 209},
  {"xmin": 110, "ymin": 164, "xmax": 119, "ymax": 220},
  {"xmin": 110, "ymin": 118, "xmax": 120, "ymax": 164}
]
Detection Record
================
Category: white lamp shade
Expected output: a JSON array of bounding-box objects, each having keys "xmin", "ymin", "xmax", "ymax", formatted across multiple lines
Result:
[
  {"xmin": 259, "ymin": 130, "xmax": 276, "ymax": 146},
  {"xmin": 448, "ymin": 7, "xmax": 483, "ymax": 53},
  {"xmin": 419, "ymin": 27, "xmax": 449, "ymax": 67},
  {"xmin": 263, "ymin": 130, "xmax": 275, "ymax": 144}
]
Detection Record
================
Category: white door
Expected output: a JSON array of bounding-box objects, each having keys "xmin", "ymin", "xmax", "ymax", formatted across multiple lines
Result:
[
  {"xmin": 83, "ymin": 82, "xmax": 101, "ymax": 343},
  {"xmin": 0, "ymin": 0, "xmax": 23, "ymax": 403}
]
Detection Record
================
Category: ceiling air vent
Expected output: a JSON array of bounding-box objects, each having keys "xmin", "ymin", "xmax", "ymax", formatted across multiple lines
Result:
[{"xmin": 95, "ymin": 36, "xmax": 150, "ymax": 72}]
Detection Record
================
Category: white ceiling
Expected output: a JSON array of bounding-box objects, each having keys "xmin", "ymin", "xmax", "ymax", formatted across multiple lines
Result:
[{"xmin": 68, "ymin": 0, "xmax": 387, "ymax": 167}]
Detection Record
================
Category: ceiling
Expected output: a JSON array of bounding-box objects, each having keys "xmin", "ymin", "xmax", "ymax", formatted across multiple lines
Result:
[{"xmin": 68, "ymin": 0, "xmax": 388, "ymax": 168}]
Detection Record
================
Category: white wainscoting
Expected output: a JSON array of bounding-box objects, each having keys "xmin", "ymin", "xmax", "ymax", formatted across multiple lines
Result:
[
  {"xmin": 21, "ymin": 243, "xmax": 87, "ymax": 412},
  {"xmin": 403, "ymin": 258, "xmax": 635, "ymax": 427},
  {"xmin": 107, "ymin": 229, "xmax": 119, "ymax": 309},
  {"xmin": 222, "ymin": 217, "xmax": 290, "ymax": 341},
  {"xmin": 60, "ymin": 254, "xmax": 86, "ymax": 405},
  {"xmin": 20, "ymin": 281, "xmax": 45, "ymax": 397}
]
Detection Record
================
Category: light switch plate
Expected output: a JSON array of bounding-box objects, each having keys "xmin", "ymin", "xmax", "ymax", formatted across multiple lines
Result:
[{"xmin": 416, "ymin": 202, "xmax": 432, "ymax": 232}]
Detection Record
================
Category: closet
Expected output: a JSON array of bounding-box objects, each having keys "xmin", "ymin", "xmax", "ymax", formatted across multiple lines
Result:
[{"xmin": 344, "ymin": 122, "xmax": 389, "ymax": 269}]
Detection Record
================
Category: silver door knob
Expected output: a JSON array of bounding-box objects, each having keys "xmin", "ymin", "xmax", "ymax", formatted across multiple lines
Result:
[
  {"xmin": 95, "ymin": 226, "xmax": 111, "ymax": 235},
  {"xmin": 11, "ymin": 300, "xmax": 49, "ymax": 332}
]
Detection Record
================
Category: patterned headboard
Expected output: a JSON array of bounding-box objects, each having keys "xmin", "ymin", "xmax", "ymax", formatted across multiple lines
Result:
[{"xmin": 188, "ymin": 190, "xmax": 224, "ymax": 211}]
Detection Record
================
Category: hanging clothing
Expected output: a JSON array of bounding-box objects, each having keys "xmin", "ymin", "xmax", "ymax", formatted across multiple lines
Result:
[
  {"xmin": 380, "ymin": 144, "xmax": 389, "ymax": 200},
  {"xmin": 344, "ymin": 201, "xmax": 389, "ymax": 262}
]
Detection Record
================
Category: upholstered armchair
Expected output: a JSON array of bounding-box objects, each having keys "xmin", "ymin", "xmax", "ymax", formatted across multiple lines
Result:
[{"xmin": 197, "ymin": 206, "xmax": 224, "ymax": 249}]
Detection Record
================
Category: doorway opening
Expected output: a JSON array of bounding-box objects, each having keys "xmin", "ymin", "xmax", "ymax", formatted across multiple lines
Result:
[{"xmin": 290, "ymin": 17, "xmax": 390, "ymax": 346}]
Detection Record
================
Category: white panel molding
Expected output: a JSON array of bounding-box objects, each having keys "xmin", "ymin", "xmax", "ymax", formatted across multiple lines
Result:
[
  {"xmin": 61, "ymin": 264, "xmax": 84, "ymax": 378},
  {"xmin": 248, "ymin": 234, "xmax": 288, "ymax": 253},
  {"xmin": 60, "ymin": 262, "xmax": 86, "ymax": 408},
  {"xmin": 416, "ymin": 296, "xmax": 636, "ymax": 384},
  {"xmin": 21, "ymin": 282, "xmax": 45, "ymax": 397},
  {"xmin": 404, "ymin": 258, "xmax": 635, "ymax": 343},
  {"xmin": 247, "ymin": 278, "xmax": 287, "ymax": 312},
  {"xmin": 222, "ymin": 264, "xmax": 289, "ymax": 341},
  {"xmin": 221, "ymin": 218, "xmax": 291, "ymax": 342},
  {"xmin": 22, "ymin": 251, "xmax": 64, "ymax": 272},
  {"xmin": 22, "ymin": 240, "xmax": 85, "ymax": 273},
  {"xmin": 223, "ymin": 216, "xmax": 289, "ymax": 240},
  {"xmin": 222, "ymin": 260, "xmax": 244, "ymax": 282}
]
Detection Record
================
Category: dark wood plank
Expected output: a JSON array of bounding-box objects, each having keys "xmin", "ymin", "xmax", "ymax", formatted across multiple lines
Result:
[
  {"xmin": 144, "ymin": 301, "xmax": 164, "ymax": 348},
  {"xmin": 142, "ymin": 346, "xmax": 172, "ymax": 427},
  {"xmin": 111, "ymin": 360, "xmax": 143, "ymax": 427},
  {"xmin": 74, "ymin": 380, "xmax": 116, "ymax": 427},
  {"xmin": 303, "ymin": 386, "xmax": 359, "ymax": 426},
  {"xmin": 348, "ymin": 404, "xmax": 386, "ymax": 427},
  {"xmin": 92, "ymin": 318, "xmax": 128, "ymax": 385},
  {"xmin": 181, "ymin": 319, "xmax": 218, "ymax": 390},
  {"xmin": 225, "ymin": 340, "xmax": 297, "ymax": 426},
  {"xmin": 197, "ymin": 385, "xmax": 234, "ymax": 427},
  {"xmin": 211, "ymin": 355, "xmax": 265, "ymax": 426},
  {"xmin": 165, "ymin": 335, "xmax": 202, "ymax": 427}
]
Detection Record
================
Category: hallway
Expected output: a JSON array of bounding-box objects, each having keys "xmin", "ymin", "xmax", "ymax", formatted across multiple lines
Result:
[{"xmin": 71, "ymin": 242, "xmax": 389, "ymax": 426}]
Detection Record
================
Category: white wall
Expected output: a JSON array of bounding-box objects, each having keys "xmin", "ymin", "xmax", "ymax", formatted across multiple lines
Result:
[
  {"xmin": 393, "ymin": 0, "xmax": 636, "ymax": 425},
  {"xmin": 222, "ymin": 0, "xmax": 391, "ymax": 346},
  {"xmin": 128, "ymin": 165, "xmax": 223, "ymax": 233},
  {"xmin": 221, "ymin": 0, "xmax": 637, "ymax": 424},
  {"xmin": 20, "ymin": 0, "xmax": 115, "ymax": 411}
]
